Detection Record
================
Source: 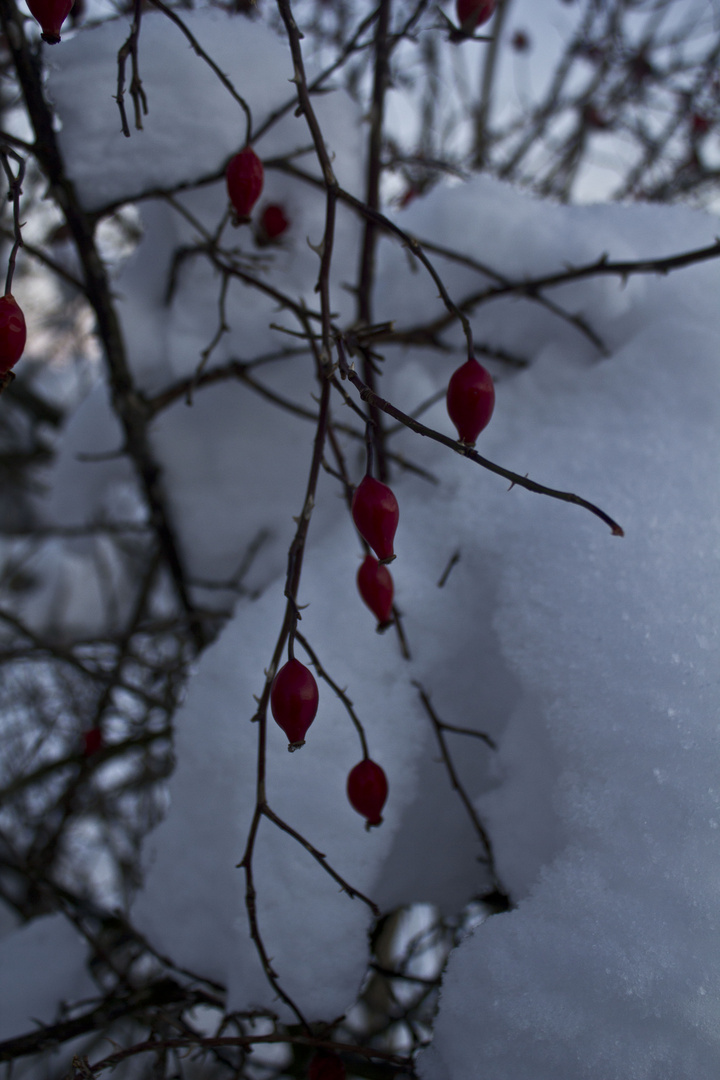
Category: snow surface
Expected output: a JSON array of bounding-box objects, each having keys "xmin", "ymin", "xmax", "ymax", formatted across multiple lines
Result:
[
  {"xmin": 0, "ymin": 915, "xmax": 94, "ymax": 1042},
  {"xmin": 2, "ymin": 6, "xmax": 720, "ymax": 1076},
  {"xmin": 47, "ymin": 9, "xmax": 364, "ymax": 211}
]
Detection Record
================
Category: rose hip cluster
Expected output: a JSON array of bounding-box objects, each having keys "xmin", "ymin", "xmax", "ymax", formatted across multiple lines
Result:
[
  {"xmin": 270, "ymin": 645, "xmax": 390, "ymax": 828},
  {"xmin": 270, "ymin": 356, "xmax": 494, "ymax": 828},
  {"xmin": 267, "ymin": 469, "xmax": 398, "ymax": 828},
  {"xmin": 229, "ymin": 147, "xmax": 495, "ymax": 831},
  {"xmin": 226, "ymin": 147, "xmax": 289, "ymax": 243}
]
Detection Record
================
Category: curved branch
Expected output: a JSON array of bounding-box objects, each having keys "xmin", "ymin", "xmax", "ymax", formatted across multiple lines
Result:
[{"xmin": 337, "ymin": 341, "xmax": 624, "ymax": 536}]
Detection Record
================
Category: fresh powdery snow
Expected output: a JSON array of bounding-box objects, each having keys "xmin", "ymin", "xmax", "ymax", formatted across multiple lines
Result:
[{"xmin": 1, "ymin": 8, "xmax": 720, "ymax": 1077}]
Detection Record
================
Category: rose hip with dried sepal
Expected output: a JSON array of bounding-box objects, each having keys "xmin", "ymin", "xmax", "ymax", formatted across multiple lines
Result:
[
  {"xmin": 347, "ymin": 759, "xmax": 388, "ymax": 828},
  {"xmin": 351, "ymin": 476, "xmax": 399, "ymax": 564},
  {"xmin": 0, "ymin": 295, "xmax": 27, "ymax": 376},
  {"xmin": 357, "ymin": 554, "xmax": 394, "ymax": 628},
  {"xmin": 270, "ymin": 658, "xmax": 318, "ymax": 750},
  {"xmin": 226, "ymin": 148, "xmax": 264, "ymax": 220},
  {"xmin": 455, "ymin": 0, "xmax": 496, "ymax": 32},
  {"xmin": 27, "ymin": 0, "xmax": 74, "ymax": 43},
  {"xmin": 446, "ymin": 356, "xmax": 495, "ymax": 445}
]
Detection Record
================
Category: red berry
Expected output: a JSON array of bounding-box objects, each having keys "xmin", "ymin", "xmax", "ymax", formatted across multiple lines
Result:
[
  {"xmin": 82, "ymin": 727, "xmax": 102, "ymax": 756},
  {"xmin": 26, "ymin": 0, "xmax": 74, "ymax": 42},
  {"xmin": 307, "ymin": 1053, "xmax": 346, "ymax": 1080},
  {"xmin": 351, "ymin": 476, "xmax": 399, "ymax": 564},
  {"xmin": 357, "ymin": 554, "xmax": 394, "ymax": 626},
  {"xmin": 691, "ymin": 113, "xmax": 711, "ymax": 137},
  {"xmin": 455, "ymin": 0, "xmax": 496, "ymax": 31},
  {"xmin": 260, "ymin": 203, "xmax": 289, "ymax": 240},
  {"xmin": 270, "ymin": 659, "xmax": 319, "ymax": 749},
  {"xmin": 347, "ymin": 759, "xmax": 388, "ymax": 827},
  {"xmin": 0, "ymin": 295, "xmax": 27, "ymax": 375},
  {"xmin": 582, "ymin": 104, "xmax": 610, "ymax": 130},
  {"xmin": 446, "ymin": 356, "xmax": 495, "ymax": 445},
  {"xmin": 226, "ymin": 148, "xmax": 264, "ymax": 219}
]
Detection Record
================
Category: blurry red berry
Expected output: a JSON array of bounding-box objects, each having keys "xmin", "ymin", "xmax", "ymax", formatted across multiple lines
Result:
[
  {"xmin": 82, "ymin": 727, "xmax": 102, "ymax": 756},
  {"xmin": 351, "ymin": 476, "xmax": 399, "ymax": 564},
  {"xmin": 307, "ymin": 1053, "xmax": 346, "ymax": 1080},
  {"xmin": 446, "ymin": 356, "xmax": 495, "ymax": 445},
  {"xmin": 455, "ymin": 0, "xmax": 496, "ymax": 31},
  {"xmin": 347, "ymin": 759, "xmax": 388, "ymax": 827},
  {"xmin": 226, "ymin": 148, "xmax": 264, "ymax": 219},
  {"xmin": 582, "ymin": 104, "xmax": 610, "ymax": 130},
  {"xmin": 271, "ymin": 659, "xmax": 319, "ymax": 749},
  {"xmin": 260, "ymin": 203, "xmax": 289, "ymax": 240},
  {"xmin": 26, "ymin": 0, "xmax": 73, "ymax": 42},
  {"xmin": 357, "ymin": 554, "xmax": 394, "ymax": 627},
  {"xmin": 691, "ymin": 113, "xmax": 711, "ymax": 137},
  {"xmin": 0, "ymin": 295, "xmax": 26, "ymax": 375},
  {"xmin": 511, "ymin": 29, "xmax": 530, "ymax": 51}
]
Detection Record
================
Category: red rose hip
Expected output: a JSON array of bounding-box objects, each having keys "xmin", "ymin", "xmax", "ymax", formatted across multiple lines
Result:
[
  {"xmin": 357, "ymin": 554, "xmax": 394, "ymax": 627},
  {"xmin": 455, "ymin": 0, "xmax": 496, "ymax": 31},
  {"xmin": 271, "ymin": 659, "xmax": 318, "ymax": 750},
  {"xmin": 0, "ymin": 295, "xmax": 27, "ymax": 375},
  {"xmin": 446, "ymin": 356, "xmax": 495, "ymax": 445},
  {"xmin": 260, "ymin": 203, "xmax": 289, "ymax": 240},
  {"xmin": 226, "ymin": 148, "xmax": 264, "ymax": 219},
  {"xmin": 27, "ymin": 0, "xmax": 74, "ymax": 42},
  {"xmin": 347, "ymin": 759, "xmax": 388, "ymax": 827},
  {"xmin": 691, "ymin": 113, "xmax": 711, "ymax": 137},
  {"xmin": 351, "ymin": 476, "xmax": 399, "ymax": 564}
]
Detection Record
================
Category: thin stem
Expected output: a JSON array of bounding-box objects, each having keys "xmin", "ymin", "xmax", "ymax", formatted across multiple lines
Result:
[
  {"xmin": 356, "ymin": 0, "xmax": 392, "ymax": 481},
  {"xmin": 414, "ymin": 682, "xmax": 508, "ymax": 900},
  {"xmin": 294, "ymin": 629, "xmax": 369, "ymax": 758},
  {"xmin": 147, "ymin": 0, "xmax": 253, "ymax": 144},
  {"xmin": 262, "ymin": 804, "xmax": 380, "ymax": 915},
  {"xmin": 0, "ymin": 145, "xmax": 25, "ymax": 294}
]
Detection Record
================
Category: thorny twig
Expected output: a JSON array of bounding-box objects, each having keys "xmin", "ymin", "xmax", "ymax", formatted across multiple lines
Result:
[
  {"xmin": 116, "ymin": 0, "xmax": 148, "ymax": 137},
  {"xmin": 0, "ymin": 144, "xmax": 25, "ymax": 294},
  {"xmin": 414, "ymin": 682, "xmax": 508, "ymax": 900},
  {"xmin": 336, "ymin": 336, "xmax": 624, "ymax": 536}
]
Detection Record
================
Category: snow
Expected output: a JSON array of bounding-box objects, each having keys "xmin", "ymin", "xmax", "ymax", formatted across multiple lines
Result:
[
  {"xmin": 0, "ymin": 915, "xmax": 94, "ymax": 1042},
  {"xmin": 3, "ymin": 4, "xmax": 720, "ymax": 1075},
  {"xmin": 418, "ymin": 303, "xmax": 720, "ymax": 1078},
  {"xmin": 131, "ymin": 176, "xmax": 720, "ymax": 1052},
  {"xmin": 47, "ymin": 9, "xmax": 365, "ymax": 212}
]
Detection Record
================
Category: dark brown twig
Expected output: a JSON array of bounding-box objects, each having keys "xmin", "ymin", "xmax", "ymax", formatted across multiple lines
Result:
[
  {"xmin": 414, "ymin": 682, "xmax": 507, "ymax": 901},
  {"xmin": 116, "ymin": 0, "xmax": 148, "ymax": 137},
  {"xmin": 0, "ymin": 144, "xmax": 25, "ymax": 294}
]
